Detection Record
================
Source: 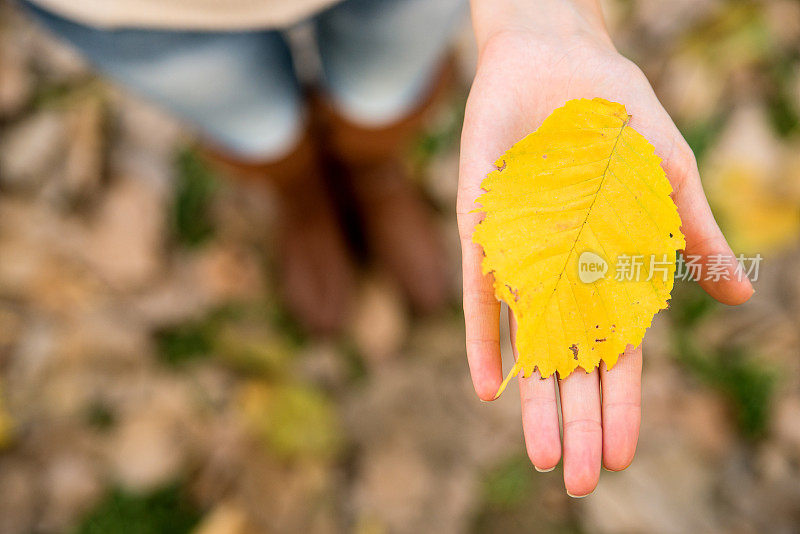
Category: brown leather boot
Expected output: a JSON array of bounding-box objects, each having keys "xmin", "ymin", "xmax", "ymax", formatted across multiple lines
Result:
[
  {"xmin": 317, "ymin": 62, "xmax": 454, "ymax": 313},
  {"xmin": 202, "ymin": 133, "xmax": 355, "ymax": 335}
]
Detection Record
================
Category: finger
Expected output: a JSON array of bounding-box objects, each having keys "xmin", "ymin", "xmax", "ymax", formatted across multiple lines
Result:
[
  {"xmin": 627, "ymin": 74, "xmax": 753, "ymax": 304},
  {"xmin": 511, "ymin": 310, "xmax": 561, "ymax": 471},
  {"xmin": 613, "ymin": 69, "xmax": 754, "ymax": 306},
  {"xmin": 663, "ymin": 148, "xmax": 754, "ymax": 305},
  {"xmin": 458, "ymin": 96, "xmax": 508, "ymax": 401},
  {"xmin": 459, "ymin": 219, "xmax": 502, "ymax": 401},
  {"xmin": 458, "ymin": 159, "xmax": 502, "ymax": 401},
  {"xmin": 559, "ymin": 369, "xmax": 602, "ymax": 497},
  {"xmin": 600, "ymin": 345, "xmax": 642, "ymax": 471}
]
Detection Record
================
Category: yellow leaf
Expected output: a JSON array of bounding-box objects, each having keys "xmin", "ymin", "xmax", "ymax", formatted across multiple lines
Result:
[
  {"xmin": 237, "ymin": 380, "xmax": 342, "ymax": 461},
  {"xmin": 193, "ymin": 502, "xmax": 252, "ymax": 534},
  {"xmin": 0, "ymin": 385, "xmax": 13, "ymax": 449},
  {"xmin": 473, "ymin": 98, "xmax": 685, "ymax": 395}
]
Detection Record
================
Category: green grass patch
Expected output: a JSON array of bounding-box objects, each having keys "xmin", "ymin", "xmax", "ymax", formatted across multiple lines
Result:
[
  {"xmin": 73, "ymin": 483, "xmax": 200, "ymax": 534},
  {"xmin": 670, "ymin": 282, "xmax": 777, "ymax": 439},
  {"xmin": 84, "ymin": 400, "xmax": 116, "ymax": 432},
  {"xmin": 154, "ymin": 318, "xmax": 215, "ymax": 366},
  {"xmin": 172, "ymin": 148, "xmax": 218, "ymax": 248},
  {"xmin": 669, "ymin": 280, "xmax": 720, "ymax": 328},
  {"xmin": 154, "ymin": 303, "xmax": 300, "ymax": 376},
  {"xmin": 473, "ymin": 455, "xmax": 582, "ymax": 534},
  {"xmin": 681, "ymin": 112, "xmax": 727, "ymax": 163},
  {"xmin": 411, "ymin": 95, "xmax": 465, "ymax": 165},
  {"xmin": 675, "ymin": 337, "xmax": 777, "ymax": 439},
  {"xmin": 481, "ymin": 455, "xmax": 536, "ymax": 509}
]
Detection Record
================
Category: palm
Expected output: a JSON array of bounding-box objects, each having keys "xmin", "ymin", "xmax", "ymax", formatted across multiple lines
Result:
[{"xmin": 457, "ymin": 34, "xmax": 752, "ymax": 496}]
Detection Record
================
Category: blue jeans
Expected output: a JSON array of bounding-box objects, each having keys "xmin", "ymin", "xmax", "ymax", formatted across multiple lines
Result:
[{"xmin": 23, "ymin": 0, "xmax": 466, "ymax": 159}]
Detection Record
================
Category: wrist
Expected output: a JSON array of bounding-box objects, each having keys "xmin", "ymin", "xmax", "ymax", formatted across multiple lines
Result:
[{"xmin": 471, "ymin": 0, "xmax": 613, "ymax": 53}]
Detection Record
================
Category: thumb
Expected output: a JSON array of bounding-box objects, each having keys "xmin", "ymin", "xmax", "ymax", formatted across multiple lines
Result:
[{"xmin": 666, "ymin": 142, "xmax": 755, "ymax": 305}]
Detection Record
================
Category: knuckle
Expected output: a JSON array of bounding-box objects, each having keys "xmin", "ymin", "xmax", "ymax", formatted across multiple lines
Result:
[
  {"xmin": 522, "ymin": 395, "xmax": 557, "ymax": 411},
  {"xmin": 667, "ymin": 140, "xmax": 698, "ymax": 193},
  {"xmin": 563, "ymin": 417, "xmax": 602, "ymax": 434},
  {"xmin": 464, "ymin": 287, "xmax": 498, "ymax": 307},
  {"xmin": 603, "ymin": 55, "xmax": 648, "ymax": 85}
]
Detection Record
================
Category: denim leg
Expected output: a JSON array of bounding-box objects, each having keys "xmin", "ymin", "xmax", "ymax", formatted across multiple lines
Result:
[
  {"xmin": 22, "ymin": 1, "xmax": 304, "ymax": 160},
  {"xmin": 315, "ymin": 0, "xmax": 468, "ymax": 126}
]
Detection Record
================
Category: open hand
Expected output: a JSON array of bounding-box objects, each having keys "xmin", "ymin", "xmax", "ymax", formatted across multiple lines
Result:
[{"xmin": 458, "ymin": 0, "xmax": 754, "ymax": 497}]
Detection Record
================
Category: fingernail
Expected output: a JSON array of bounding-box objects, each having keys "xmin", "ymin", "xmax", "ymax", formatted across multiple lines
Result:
[
  {"xmin": 534, "ymin": 465, "xmax": 555, "ymax": 473},
  {"xmin": 566, "ymin": 491, "xmax": 590, "ymax": 499}
]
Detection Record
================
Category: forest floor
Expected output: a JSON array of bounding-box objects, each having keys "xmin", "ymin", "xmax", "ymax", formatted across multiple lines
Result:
[{"xmin": 1, "ymin": 1, "xmax": 800, "ymax": 533}]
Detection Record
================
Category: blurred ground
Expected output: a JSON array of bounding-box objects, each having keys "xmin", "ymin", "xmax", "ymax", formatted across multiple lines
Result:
[{"xmin": 1, "ymin": 0, "xmax": 800, "ymax": 533}]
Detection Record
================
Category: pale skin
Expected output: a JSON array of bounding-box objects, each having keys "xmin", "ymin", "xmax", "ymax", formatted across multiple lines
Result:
[{"xmin": 459, "ymin": 0, "xmax": 754, "ymax": 497}]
